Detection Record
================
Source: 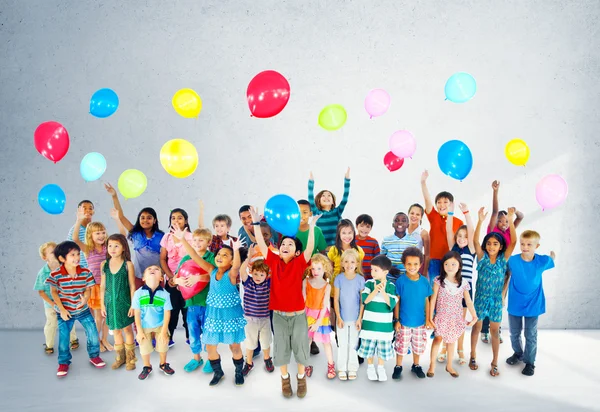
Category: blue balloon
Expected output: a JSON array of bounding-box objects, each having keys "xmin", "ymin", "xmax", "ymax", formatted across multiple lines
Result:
[
  {"xmin": 264, "ymin": 194, "xmax": 301, "ymax": 237},
  {"xmin": 38, "ymin": 184, "xmax": 66, "ymax": 215},
  {"xmin": 80, "ymin": 152, "xmax": 107, "ymax": 182},
  {"xmin": 444, "ymin": 72, "xmax": 477, "ymax": 103},
  {"xmin": 90, "ymin": 88, "xmax": 119, "ymax": 118},
  {"xmin": 437, "ymin": 140, "xmax": 473, "ymax": 181}
]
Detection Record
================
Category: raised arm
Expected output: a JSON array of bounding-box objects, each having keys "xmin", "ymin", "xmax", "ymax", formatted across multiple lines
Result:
[
  {"xmin": 308, "ymin": 171, "xmax": 318, "ymax": 214},
  {"xmin": 198, "ymin": 200, "xmax": 205, "ymax": 229},
  {"xmin": 229, "ymin": 240, "xmax": 243, "ymax": 284},
  {"xmin": 504, "ymin": 208, "xmax": 518, "ymax": 258},
  {"xmin": 104, "ymin": 183, "xmax": 134, "ymax": 232},
  {"xmin": 446, "ymin": 202, "xmax": 457, "ymax": 249},
  {"xmin": 514, "ymin": 209, "xmax": 525, "ymax": 229},
  {"xmin": 474, "ymin": 207, "xmax": 488, "ymax": 260},
  {"xmin": 249, "ymin": 206, "xmax": 268, "ymax": 257},
  {"xmin": 461, "ymin": 204, "xmax": 476, "ymax": 254},
  {"xmin": 110, "ymin": 208, "xmax": 128, "ymax": 237},
  {"xmin": 488, "ymin": 180, "xmax": 500, "ymax": 232},
  {"xmin": 73, "ymin": 211, "xmax": 89, "ymax": 254},
  {"xmin": 239, "ymin": 245, "xmax": 252, "ymax": 283},
  {"xmin": 171, "ymin": 227, "xmax": 214, "ymax": 272},
  {"xmin": 303, "ymin": 215, "xmax": 321, "ymax": 262},
  {"xmin": 337, "ymin": 168, "xmax": 351, "ymax": 214},
  {"xmin": 420, "ymin": 170, "xmax": 434, "ymax": 214}
]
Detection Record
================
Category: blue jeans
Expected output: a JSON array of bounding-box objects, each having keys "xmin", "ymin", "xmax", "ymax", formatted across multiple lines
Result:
[
  {"xmin": 428, "ymin": 259, "xmax": 441, "ymax": 288},
  {"xmin": 57, "ymin": 308, "xmax": 100, "ymax": 365},
  {"xmin": 508, "ymin": 315, "xmax": 538, "ymax": 364},
  {"xmin": 187, "ymin": 305, "xmax": 206, "ymax": 355}
]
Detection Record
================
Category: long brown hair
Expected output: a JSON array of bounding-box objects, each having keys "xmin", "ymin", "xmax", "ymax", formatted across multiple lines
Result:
[
  {"xmin": 438, "ymin": 251, "xmax": 463, "ymax": 288},
  {"xmin": 106, "ymin": 234, "xmax": 131, "ymax": 261},
  {"xmin": 315, "ymin": 190, "xmax": 336, "ymax": 210}
]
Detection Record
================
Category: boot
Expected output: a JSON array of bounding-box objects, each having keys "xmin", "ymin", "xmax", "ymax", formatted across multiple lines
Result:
[
  {"xmin": 209, "ymin": 358, "xmax": 224, "ymax": 386},
  {"xmin": 111, "ymin": 344, "xmax": 125, "ymax": 370},
  {"xmin": 233, "ymin": 357, "xmax": 244, "ymax": 386},
  {"xmin": 297, "ymin": 374, "xmax": 307, "ymax": 398},
  {"xmin": 281, "ymin": 375, "xmax": 293, "ymax": 398},
  {"xmin": 125, "ymin": 343, "xmax": 137, "ymax": 371}
]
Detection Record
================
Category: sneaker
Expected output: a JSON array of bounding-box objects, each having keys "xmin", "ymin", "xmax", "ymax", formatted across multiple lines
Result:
[
  {"xmin": 138, "ymin": 366, "xmax": 152, "ymax": 380},
  {"xmin": 310, "ymin": 341, "xmax": 320, "ymax": 355},
  {"xmin": 160, "ymin": 363, "xmax": 175, "ymax": 375},
  {"xmin": 242, "ymin": 362, "xmax": 254, "ymax": 376},
  {"xmin": 44, "ymin": 344, "xmax": 54, "ymax": 355},
  {"xmin": 411, "ymin": 364, "xmax": 426, "ymax": 379},
  {"xmin": 506, "ymin": 353, "xmax": 523, "ymax": 366},
  {"xmin": 481, "ymin": 333, "xmax": 490, "ymax": 344},
  {"xmin": 203, "ymin": 360, "xmax": 213, "ymax": 373},
  {"xmin": 186, "ymin": 339, "xmax": 190, "ymax": 345},
  {"xmin": 305, "ymin": 365, "xmax": 313, "ymax": 377},
  {"xmin": 377, "ymin": 366, "xmax": 387, "ymax": 381},
  {"xmin": 522, "ymin": 363, "xmax": 535, "ymax": 376},
  {"xmin": 358, "ymin": 356, "xmax": 364, "ymax": 365},
  {"xmin": 264, "ymin": 357, "xmax": 275, "ymax": 373},
  {"xmin": 367, "ymin": 365, "xmax": 378, "ymax": 381},
  {"xmin": 184, "ymin": 359, "xmax": 203, "ymax": 372},
  {"xmin": 392, "ymin": 366, "xmax": 403, "ymax": 380},
  {"xmin": 70, "ymin": 339, "xmax": 79, "ymax": 350},
  {"xmin": 89, "ymin": 356, "xmax": 106, "ymax": 368},
  {"xmin": 168, "ymin": 340, "xmax": 175, "ymax": 348},
  {"xmin": 57, "ymin": 364, "xmax": 69, "ymax": 377}
]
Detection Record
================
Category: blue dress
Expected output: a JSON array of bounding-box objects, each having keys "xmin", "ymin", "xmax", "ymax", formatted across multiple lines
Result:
[
  {"xmin": 203, "ymin": 268, "xmax": 246, "ymax": 345},
  {"xmin": 474, "ymin": 254, "xmax": 507, "ymax": 323}
]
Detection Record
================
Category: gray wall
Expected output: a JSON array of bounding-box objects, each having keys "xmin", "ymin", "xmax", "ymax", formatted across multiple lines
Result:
[{"xmin": 1, "ymin": 0, "xmax": 598, "ymax": 329}]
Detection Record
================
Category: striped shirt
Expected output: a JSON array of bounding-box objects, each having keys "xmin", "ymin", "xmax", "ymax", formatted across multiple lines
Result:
[
  {"xmin": 356, "ymin": 236, "xmax": 380, "ymax": 279},
  {"xmin": 67, "ymin": 225, "xmax": 88, "ymax": 268},
  {"xmin": 381, "ymin": 233, "xmax": 419, "ymax": 274},
  {"xmin": 45, "ymin": 265, "xmax": 95, "ymax": 315},
  {"xmin": 360, "ymin": 279, "xmax": 398, "ymax": 341},
  {"xmin": 243, "ymin": 277, "xmax": 271, "ymax": 318},
  {"xmin": 308, "ymin": 178, "xmax": 351, "ymax": 246},
  {"xmin": 86, "ymin": 245, "xmax": 106, "ymax": 284},
  {"xmin": 452, "ymin": 245, "xmax": 476, "ymax": 282}
]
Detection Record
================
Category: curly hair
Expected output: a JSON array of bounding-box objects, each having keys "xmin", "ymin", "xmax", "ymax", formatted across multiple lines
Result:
[{"xmin": 304, "ymin": 253, "xmax": 333, "ymax": 280}]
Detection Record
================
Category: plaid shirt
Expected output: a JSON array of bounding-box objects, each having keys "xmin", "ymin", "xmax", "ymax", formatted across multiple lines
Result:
[{"xmin": 208, "ymin": 234, "xmax": 238, "ymax": 253}]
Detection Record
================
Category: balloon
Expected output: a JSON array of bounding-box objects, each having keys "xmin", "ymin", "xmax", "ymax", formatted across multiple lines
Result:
[
  {"xmin": 264, "ymin": 194, "xmax": 301, "ymax": 237},
  {"xmin": 176, "ymin": 260, "xmax": 210, "ymax": 300},
  {"xmin": 118, "ymin": 169, "xmax": 147, "ymax": 199},
  {"xmin": 246, "ymin": 70, "xmax": 290, "ymax": 118},
  {"xmin": 80, "ymin": 152, "xmax": 107, "ymax": 182},
  {"xmin": 318, "ymin": 104, "xmax": 347, "ymax": 131},
  {"xmin": 38, "ymin": 184, "xmax": 66, "ymax": 215},
  {"xmin": 536, "ymin": 174, "xmax": 568, "ymax": 210},
  {"xmin": 384, "ymin": 151, "xmax": 405, "ymax": 172},
  {"xmin": 172, "ymin": 88, "xmax": 202, "ymax": 118},
  {"xmin": 34, "ymin": 121, "xmax": 70, "ymax": 163},
  {"xmin": 437, "ymin": 140, "xmax": 473, "ymax": 181},
  {"xmin": 389, "ymin": 130, "xmax": 417, "ymax": 159},
  {"xmin": 160, "ymin": 139, "xmax": 198, "ymax": 178},
  {"xmin": 364, "ymin": 89, "xmax": 391, "ymax": 118},
  {"xmin": 444, "ymin": 72, "xmax": 477, "ymax": 103},
  {"xmin": 90, "ymin": 88, "xmax": 119, "ymax": 118},
  {"xmin": 505, "ymin": 138, "xmax": 530, "ymax": 166}
]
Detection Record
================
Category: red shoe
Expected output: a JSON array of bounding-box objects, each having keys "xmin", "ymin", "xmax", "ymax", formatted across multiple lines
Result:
[
  {"xmin": 57, "ymin": 364, "xmax": 69, "ymax": 377},
  {"xmin": 90, "ymin": 356, "xmax": 106, "ymax": 368},
  {"xmin": 305, "ymin": 365, "xmax": 313, "ymax": 377}
]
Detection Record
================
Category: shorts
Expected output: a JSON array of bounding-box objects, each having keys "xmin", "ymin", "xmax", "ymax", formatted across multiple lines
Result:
[
  {"xmin": 272, "ymin": 311, "xmax": 309, "ymax": 367},
  {"xmin": 244, "ymin": 316, "xmax": 272, "ymax": 351},
  {"xmin": 356, "ymin": 338, "xmax": 394, "ymax": 361},
  {"xmin": 88, "ymin": 285, "xmax": 102, "ymax": 310},
  {"xmin": 394, "ymin": 325, "xmax": 427, "ymax": 355},
  {"xmin": 138, "ymin": 327, "xmax": 170, "ymax": 356},
  {"xmin": 462, "ymin": 281, "xmax": 473, "ymax": 308}
]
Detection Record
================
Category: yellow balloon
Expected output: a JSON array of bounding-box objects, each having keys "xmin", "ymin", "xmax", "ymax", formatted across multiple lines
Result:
[
  {"xmin": 118, "ymin": 169, "xmax": 147, "ymax": 199},
  {"xmin": 160, "ymin": 139, "xmax": 198, "ymax": 178},
  {"xmin": 172, "ymin": 88, "xmax": 202, "ymax": 118},
  {"xmin": 318, "ymin": 104, "xmax": 347, "ymax": 131},
  {"xmin": 505, "ymin": 138, "xmax": 530, "ymax": 166}
]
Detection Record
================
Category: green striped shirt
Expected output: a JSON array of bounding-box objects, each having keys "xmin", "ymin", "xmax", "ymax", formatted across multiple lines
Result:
[{"xmin": 360, "ymin": 279, "xmax": 398, "ymax": 340}]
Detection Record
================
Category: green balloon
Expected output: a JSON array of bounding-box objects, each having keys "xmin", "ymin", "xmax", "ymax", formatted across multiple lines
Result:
[
  {"xmin": 118, "ymin": 169, "xmax": 147, "ymax": 199},
  {"xmin": 318, "ymin": 104, "xmax": 347, "ymax": 131}
]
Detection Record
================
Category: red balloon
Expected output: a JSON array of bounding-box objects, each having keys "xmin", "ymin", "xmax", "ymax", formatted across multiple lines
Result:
[
  {"xmin": 34, "ymin": 121, "xmax": 70, "ymax": 163},
  {"xmin": 176, "ymin": 260, "xmax": 210, "ymax": 300},
  {"xmin": 384, "ymin": 151, "xmax": 405, "ymax": 172},
  {"xmin": 246, "ymin": 70, "xmax": 290, "ymax": 118}
]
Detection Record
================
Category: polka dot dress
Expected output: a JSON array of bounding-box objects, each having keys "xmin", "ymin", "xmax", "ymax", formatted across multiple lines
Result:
[{"xmin": 203, "ymin": 268, "xmax": 246, "ymax": 345}]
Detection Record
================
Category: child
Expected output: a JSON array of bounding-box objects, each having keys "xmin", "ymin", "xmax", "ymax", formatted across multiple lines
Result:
[
  {"xmin": 101, "ymin": 234, "xmax": 137, "ymax": 371},
  {"xmin": 46, "ymin": 241, "xmax": 105, "ymax": 377},
  {"xmin": 308, "ymin": 168, "xmax": 351, "ymax": 246},
  {"xmin": 381, "ymin": 212, "xmax": 419, "ymax": 283},
  {"xmin": 355, "ymin": 214, "xmax": 380, "ymax": 280},
  {"xmin": 427, "ymin": 251, "xmax": 478, "ymax": 378},
  {"xmin": 392, "ymin": 248, "xmax": 434, "ymax": 380},
  {"xmin": 208, "ymin": 214, "xmax": 238, "ymax": 253},
  {"xmin": 506, "ymin": 231, "xmax": 555, "ymax": 376},
  {"xmin": 333, "ymin": 249, "xmax": 365, "ymax": 380},
  {"xmin": 33, "ymin": 242, "xmax": 78, "ymax": 354},
  {"xmin": 67, "ymin": 199, "xmax": 95, "ymax": 268},
  {"xmin": 237, "ymin": 204, "xmax": 278, "ymax": 247},
  {"xmin": 132, "ymin": 265, "xmax": 174, "ymax": 380},
  {"xmin": 407, "ymin": 204, "xmax": 431, "ymax": 275},
  {"xmin": 251, "ymin": 206, "xmax": 319, "ymax": 398},
  {"xmin": 469, "ymin": 207, "xmax": 517, "ymax": 377},
  {"xmin": 327, "ymin": 219, "xmax": 365, "ymax": 281},
  {"xmin": 296, "ymin": 199, "xmax": 328, "ymax": 255},
  {"xmin": 357, "ymin": 255, "xmax": 398, "ymax": 382},
  {"xmin": 303, "ymin": 254, "xmax": 335, "ymax": 379}
]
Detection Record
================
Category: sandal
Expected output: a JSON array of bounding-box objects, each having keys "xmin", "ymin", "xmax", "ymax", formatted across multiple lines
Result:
[
  {"xmin": 457, "ymin": 350, "xmax": 467, "ymax": 365},
  {"xmin": 426, "ymin": 370, "xmax": 435, "ymax": 378},
  {"xmin": 437, "ymin": 352, "xmax": 447, "ymax": 363},
  {"xmin": 99, "ymin": 342, "xmax": 106, "ymax": 353},
  {"xmin": 44, "ymin": 344, "xmax": 54, "ymax": 355},
  {"xmin": 469, "ymin": 358, "xmax": 478, "ymax": 371},
  {"xmin": 490, "ymin": 363, "xmax": 500, "ymax": 377},
  {"xmin": 338, "ymin": 371, "xmax": 348, "ymax": 381},
  {"xmin": 327, "ymin": 362, "xmax": 336, "ymax": 379},
  {"xmin": 70, "ymin": 339, "xmax": 79, "ymax": 350},
  {"xmin": 481, "ymin": 333, "xmax": 489, "ymax": 344},
  {"xmin": 446, "ymin": 367, "xmax": 459, "ymax": 378},
  {"xmin": 305, "ymin": 365, "xmax": 313, "ymax": 377},
  {"xmin": 348, "ymin": 371, "xmax": 357, "ymax": 380}
]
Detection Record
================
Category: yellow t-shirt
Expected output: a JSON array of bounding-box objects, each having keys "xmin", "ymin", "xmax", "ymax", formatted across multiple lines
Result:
[{"xmin": 327, "ymin": 246, "xmax": 365, "ymax": 283}]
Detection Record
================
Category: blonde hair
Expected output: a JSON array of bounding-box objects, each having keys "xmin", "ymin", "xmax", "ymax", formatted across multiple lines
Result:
[
  {"xmin": 85, "ymin": 222, "xmax": 107, "ymax": 252},
  {"xmin": 341, "ymin": 249, "xmax": 363, "ymax": 275},
  {"xmin": 521, "ymin": 230, "xmax": 541, "ymax": 242},
  {"xmin": 193, "ymin": 228, "xmax": 212, "ymax": 242},
  {"xmin": 39, "ymin": 241, "xmax": 57, "ymax": 259},
  {"xmin": 304, "ymin": 254, "xmax": 333, "ymax": 280}
]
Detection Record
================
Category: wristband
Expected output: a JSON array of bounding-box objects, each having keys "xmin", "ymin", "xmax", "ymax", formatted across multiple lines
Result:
[
  {"xmin": 463, "ymin": 210, "xmax": 469, "ymax": 214},
  {"xmin": 251, "ymin": 222, "xmax": 261, "ymax": 226},
  {"xmin": 448, "ymin": 212, "xmax": 454, "ymax": 216}
]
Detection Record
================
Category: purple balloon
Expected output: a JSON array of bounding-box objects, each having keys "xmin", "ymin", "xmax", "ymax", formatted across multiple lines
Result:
[
  {"xmin": 389, "ymin": 130, "xmax": 416, "ymax": 159},
  {"xmin": 536, "ymin": 174, "xmax": 568, "ymax": 210}
]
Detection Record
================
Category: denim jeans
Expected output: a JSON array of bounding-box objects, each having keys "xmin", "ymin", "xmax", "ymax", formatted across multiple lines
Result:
[
  {"xmin": 508, "ymin": 314, "xmax": 539, "ymax": 364},
  {"xmin": 57, "ymin": 308, "xmax": 100, "ymax": 365},
  {"xmin": 428, "ymin": 259, "xmax": 441, "ymax": 288},
  {"xmin": 187, "ymin": 305, "xmax": 206, "ymax": 355}
]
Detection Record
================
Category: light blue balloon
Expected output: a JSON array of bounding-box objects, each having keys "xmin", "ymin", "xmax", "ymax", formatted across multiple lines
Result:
[
  {"xmin": 80, "ymin": 152, "xmax": 107, "ymax": 182},
  {"xmin": 90, "ymin": 88, "xmax": 119, "ymax": 118},
  {"xmin": 264, "ymin": 194, "xmax": 301, "ymax": 237},
  {"xmin": 437, "ymin": 140, "xmax": 473, "ymax": 181},
  {"xmin": 444, "ymin": 72, "xmax": 477, "ymax": 103},
  {"xmin": 38, "ymin": 184, "xmax": 66, "ymax": 215}
]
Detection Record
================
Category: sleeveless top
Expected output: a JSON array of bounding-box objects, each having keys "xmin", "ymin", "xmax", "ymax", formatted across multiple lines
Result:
[
  {"xmin": 86, "ymin": 245, "xmax": 106, "ymax": 284},
  {"xmin": 407, "ymin": 225, "xmax": 424, "ymax": 250},
  {"xmin": 305, "ymin": 281, "xmax": 327, "ymax": 310}
]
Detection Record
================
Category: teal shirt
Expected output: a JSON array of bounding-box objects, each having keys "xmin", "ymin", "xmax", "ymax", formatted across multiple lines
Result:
[{"xmin": 33, "ymin": 264, "xmax": 53, "ymax": 309}]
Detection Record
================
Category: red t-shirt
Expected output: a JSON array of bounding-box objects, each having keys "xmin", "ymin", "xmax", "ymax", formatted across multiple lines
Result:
[
  {"xmin": 265, "ymin": 249, "xmax": 309, "ymax": 312},
  {"xmin": 426, "ymin": 208, "xmax": 463, "ymax": 260}
]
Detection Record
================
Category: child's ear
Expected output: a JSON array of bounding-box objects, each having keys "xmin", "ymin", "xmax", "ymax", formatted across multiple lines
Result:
[
  {"xmin": 58, "ymin": 255, "xmax": 66, "ymax": 263},
  {"xmin": 295, "ymin": 250, "xmax": 301, "ymax": 257},
  {"xmin": 536, "ymin": 243, "xmax": 540, "ymax": 249}
]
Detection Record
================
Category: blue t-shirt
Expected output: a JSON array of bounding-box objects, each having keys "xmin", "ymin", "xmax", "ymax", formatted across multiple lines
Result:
[
  {"xmin": 132, "ymin": 286, "xmax": 172, "ymax": 329},
  {"xmin": 508, "ymin": 254, "xmax": 555, "ymax": 317},
  {"xmin": 334, "ymin": 273, "xmax": 366, "ymax": 322},
  {"xmin": 395, "ymin": 274, "xmax": 433, "ymax": 328}
]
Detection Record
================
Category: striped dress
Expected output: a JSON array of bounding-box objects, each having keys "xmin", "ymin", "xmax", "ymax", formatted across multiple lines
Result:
[
  {"xmin": 308, "ymin": 178, "xmax": 351, "ymax": 246},
  {"xmin": 359, "ymin": 279, "xmax": 398, "ymax": 341},
  {"xmin": 305, "ymin": 281, "xmax": 332, "ymax": 343}
]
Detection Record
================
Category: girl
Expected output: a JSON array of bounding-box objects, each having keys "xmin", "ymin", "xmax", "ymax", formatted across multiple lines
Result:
[
  {"xmin": 407, "ymin": 203, "xmax": 431, "ymax": 275},
  {"xmin": 327, "ymin": 219, "xmax": 365, "ymax": 282},
  {"xmin": 427, "ymin": 251, "xmax": 477, "ymax": 378},
  {"xmin": 469, "ymin": 207, "xmax": 517, "ymax": 377},
  {"xmin": 303, "ymin": 254, "xmax": 335, "ymax": 379},
  {"xmin": 333, "ymin": 249, "xmax": 365, "ymax": 381},
  {"xmin": 308, "ymin": 168, "xmax": 351, "ymax": 247},
  {"xmin": 100, "ymin": 234, "xmax": 137, "ymax": 371}
]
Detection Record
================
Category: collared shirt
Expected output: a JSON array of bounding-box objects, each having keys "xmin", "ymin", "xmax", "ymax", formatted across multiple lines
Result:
[
  {"xmin": 45, "ymin": 265, "xmax": 95, "ymax": 315},
  {"xmin": 208, "ymin": 234, "xmax": 238, "ymax": 254},
  {"xmin": 131, "ymin": 285, "xmax": 172, "ymax": 329},
  {"xmin": 426, "ymin": 209, "xmax": 463, "ymax": 260}
]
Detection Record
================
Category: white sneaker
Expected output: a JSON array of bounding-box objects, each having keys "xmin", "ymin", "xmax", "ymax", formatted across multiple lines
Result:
[
  {"xmin": 377, "ymin": 366, "xmax": 387, "ymax": 381},
  {"xmin": 367, "ymin": 365, "xmax": 378, "ymax": 381}
]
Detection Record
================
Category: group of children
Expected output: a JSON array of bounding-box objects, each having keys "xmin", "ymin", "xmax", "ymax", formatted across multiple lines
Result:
[{"xmin": 34, "ymin": 169, "xmax": 556, "ymax": 398}]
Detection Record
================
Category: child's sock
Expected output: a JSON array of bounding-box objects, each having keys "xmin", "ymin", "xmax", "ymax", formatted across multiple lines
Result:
[
  {"xmin": 281, "ymin": 373, "xmax": 289, "ymax": 379},
  {"xmin": 297, "ymin": 373, "xmax": 305, "ymax": 379}
]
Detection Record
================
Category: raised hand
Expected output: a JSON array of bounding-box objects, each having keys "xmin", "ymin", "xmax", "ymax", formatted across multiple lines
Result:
[
  {"xmin": 232, "ymin": 238, "xmax": 245, "ymax": 251},
  {"xmin": 110, "ymin": 208, "xmax": 120, "ymax": 220},
  {"xmin": 104, "ymin": 182, "xmax": 117, "ymax": 196},
  {"xmin": 309, "ymin": 171, "xmax": 314, "ymax": 181},
  {"xmin": 309, "ymin": 214, "xmax": 322, "ymax": 226},
  {"xmin": 421, "ymin": 170, "xmax": 429, "ymax": 183},
  {"xmin": 247, "ymin": 245, "xmax": 256, "ymax": 260},
  {"xmin": 170, "ymin": 225, "xmax": 188, "ymax": 240},
  {"xmin": 478, "ymin": 207, "xmax": 488, "ymax": 222},
  {"xmin": 345, "ymin": 167, "xmax": 351, "ymax": 179},
  {"xmin": 458, "ymin": 203, "xmax": 469, "ymax": 214},
  {"xmin": 491, "ymin": 180, "xmax": 500, "ymax": 191},
  {"xmin": 507, "ymin": 207, "xmax": 516, "ymax": 218},
  {"xmin": 76, "ymin": 209, "xmax": 86, "ymax": 222},
  {"xmin": 249, "ymin": 206, "xmax": 261, "ymax": 223}
]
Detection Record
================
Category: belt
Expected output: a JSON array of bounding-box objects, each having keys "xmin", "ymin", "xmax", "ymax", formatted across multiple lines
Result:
[{"xmin": 274, "ymin": 310, "xmax": 305, "ymax": 317}]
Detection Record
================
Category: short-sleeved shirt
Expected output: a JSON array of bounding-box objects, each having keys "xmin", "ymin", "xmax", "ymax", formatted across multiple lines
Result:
[
  {"xmin": 360, "ymin": 279, "xmax": 398, "ymax": 340},
  {"xmin": 45, "ymin": 265, "xmax": 95, "ymax": 315},
  {"xmin": 355, "ymin": 236, "xmax": 380, "ymax": 278},
  {"xmin": 176, "ymin": 251, "xmax": 215, "ymax": 308},
  {"xmin": 381, "ymin": 233, "xmax": 419, "ymax": 273},
  {"xmin": 67, "ymin": 225, "xmax": 88, "ymax": 268},
  {"xmin": 487, "ymin": 226, "xmax": 511, "ymax": 248},
  {"xmin": 243, "ymin": 277, "xmax": 271, "ymax": 318},
  {"xmin": 395, "ymin": 274, "xmax": 433, "ymax": 328},
  {"xmin": 508, "ymin": 254, "xmax": 555, "ymax": 317},
  {"xmin": 131, "ymin": 285, "xmax": 172, "ymax": 329},
  {"xmin": 160, "ymin": 232, "xmax": 194, "ymax": 274},
  {"xmin": 130, "ymin": 231, "xmax": 164, "ymax": 279},
  {"xmin": 33, "ymin": 264, "xmax": 54, "ymax": 309},
  {"xmin": 426, "ymin": 209, "xmax": 463, "ymax": 260},
  {"xmin": 265, "ymin": 249, "xmax": 309, "ymax": 312},
  {"xmin": 295, "ymin": 226, "xmax": 328, "ymax": 256},
  {"xmin": 334, "ymin": 273, "xmax": 365, "ymax": 322},
  {"xmin": 328, "ymin": 246, "xmax": 365, "ymax": 281}
]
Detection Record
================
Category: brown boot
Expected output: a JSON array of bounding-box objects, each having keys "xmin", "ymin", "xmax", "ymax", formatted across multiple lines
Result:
[
  {"xmin": 281, "ymin": 375, "xmax": 293, "ymax": 398},
  {"xmin": 111, "ymin": 344, "xmax": 125, "ymax": 370},
  {"xmin": 297, "ymin": 374, "xmax": 307, "ymax": 398},
  {"xmin": 125, "ymin": 343, "xmax": 137, "ymax": 371}
]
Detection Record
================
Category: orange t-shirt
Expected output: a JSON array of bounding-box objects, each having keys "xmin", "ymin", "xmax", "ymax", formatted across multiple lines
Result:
[{"xmin": 426, "ymin": 208, "xmax": 463, "ymax": 260}]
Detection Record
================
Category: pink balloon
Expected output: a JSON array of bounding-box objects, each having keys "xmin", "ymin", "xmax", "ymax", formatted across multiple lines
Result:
[
  {"xmin": 176, "ymin": 260, "xmax": 209, "ymax": 300},
  {"xmin": 389, "ymin": 130, "xmax": 416, "ymax": 159},
  {"xmin": 364, "ymin": 89, "xmax": 391, "ymax": 118},
  {"xmin": 536, "ymin": 174, "xmax": 568, "ymax": 210}
]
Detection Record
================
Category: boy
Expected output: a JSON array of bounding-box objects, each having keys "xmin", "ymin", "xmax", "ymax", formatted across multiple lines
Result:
[
  {"xmin": 357, "ymin": 255, "xmax": 398, "ymax": 382},
  {"xmin": 133, "ymin": 265, "xmax": 175, "ymax": 380},
  {"xmin": 66, "ymin": 199, "xmax": 95, "ymax": 268},
  {"xmin": 238, "ymin": 204, "xmax": 279, "ymax": 247},
  {"xmin": 45, "ymin": 241, "xmax": 105, "ymax": 377},
  {"xmin": 296, "ymin": 199, "xmax": 328, "ymax": 255},
  {"xmin": 381, "ymin": 212, "xmax": 419, "ymax": 283},
  {"xmin": 174, "ymin": 228, "xmax": 215, "ymax": 374},
  {"xmin": 251, "ymin": 205, "xmax": 319, "ymax": 399},
  {"xmin": 355, "ymin": 214, "xmax": 380, "ymax": 280},
  {"xmin": 33, "ymin": 242, "xmax": 78, "ymax": 354},
  {"xmin": 506, "ymin": 230, "xmax": 555, "ymax": 376},
  {"xmin": 392, "ymin": 247, "xmax": 433, "ymax": 380},
  {"xmin": 208, "ymin": 214, "xmax": 238, "ymax": 253}
]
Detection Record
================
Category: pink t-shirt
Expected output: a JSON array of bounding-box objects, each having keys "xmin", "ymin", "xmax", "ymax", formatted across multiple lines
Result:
[
  {"xmin": 487, "ymin": 226, "xmax": 511, "ymax": 247},
  {"xmin": 86, "ymin": 245, "xmax": 107, "ymax": 284},
  {"xmin": 160, "ymin": 232, "xmax": 194, "ymax": 274}
]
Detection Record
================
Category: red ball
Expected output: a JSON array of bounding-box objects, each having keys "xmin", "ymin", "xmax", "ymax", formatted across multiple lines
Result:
[
  {"xmin": 384, "ymin": 151, "xmax": 405, "ymax": 172},
  {"xmin": 246, "ymin": 70, "xmax": 290, "ymax": 118},
  {"xmin": 176, "ymin": 260, "xmax": 209, "ymax": 300}
]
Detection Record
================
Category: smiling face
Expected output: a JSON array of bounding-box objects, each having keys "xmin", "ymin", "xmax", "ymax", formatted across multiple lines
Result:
[
  {"xmin": 436, "ymin": 197, "xmax": 451, "ymax": 216},
  {"xmin": 318, "ymin": 191, "xmax": 334, "ymax": 210},
  {"xmin": 356, "ymin": 222, "xmax": 372, "ymax": 238},
  {"xmin": 497, "ymin": 213, "xmax": 509, "ymax": 231},
  {"xmin": 107, "ymin": 239, "xmax": 124, "ymax": 258},
  {"xmin": 393, "ymin": 213, "xmax": 409, "ymax": 234},
  {"xmin": 215, "ymin": 247, "xmax": 233, "ymax": 269},
  {"xmin": 192, "ymin": 235, "xmax": 208, "ymax": 253},
  {"xmin": 339, "ymin": 226, "xmax": 355, "ymax": 245},
  {"xmin": 443, "ymin": 257, "xmax": 460, "ymax": 277},
  {"xmin": 404, "ymin": 256, "xmax": 421, "ymax": 276},
  {"xmin": 240, "ymin": 211, "xmax": 252, "ymax": 229},
  {"xmin": 139, "ymin": 211, "xmax": 156, "ymax": 230},
  {"xmin": 59, "ymin": 248, "xmax": 80, "ymax": 267},
  {"xmin": 78, "ymin": 202, "xmax": 94, "ymax": 222},
  {"xmin": 213, "ymin": 220, "xmax": 229, "ymax": 237},
  {"xmin": 485, "ymin": 236, "xmax": 502, "ymax": 257},
  {"xmin": 279, "ymin": 238, "xmax": 299, "ymax": 261},
  {"xmin": 342, "ymin": 255, "xmax": 358, "ymax": 274},
  {"xmin": 170, "ymin": 212, "xmax": 187, "ymax": 230},
  {"xmin": 456, "ymin": 228, "xmax": 468, "ymax": 248},
  {"xmin": 91, "ymin": 229, "xmax": 106, "ymax": 246},
  {"xmin": 143, "ymin": 265, "xmax": 163, "ymax": 289},
  {"xmin": 408, "ymin": 206, "xmax": 423, "ymax": 225},
  {"xmin": 299, "ymin": 204, "xmax": 312, "ymax": 225}
]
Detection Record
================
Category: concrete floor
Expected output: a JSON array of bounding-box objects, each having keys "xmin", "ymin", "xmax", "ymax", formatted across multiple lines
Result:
[{"xmin": 3, "ymin": 329, "xmax": 600, "ymax": 412}]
